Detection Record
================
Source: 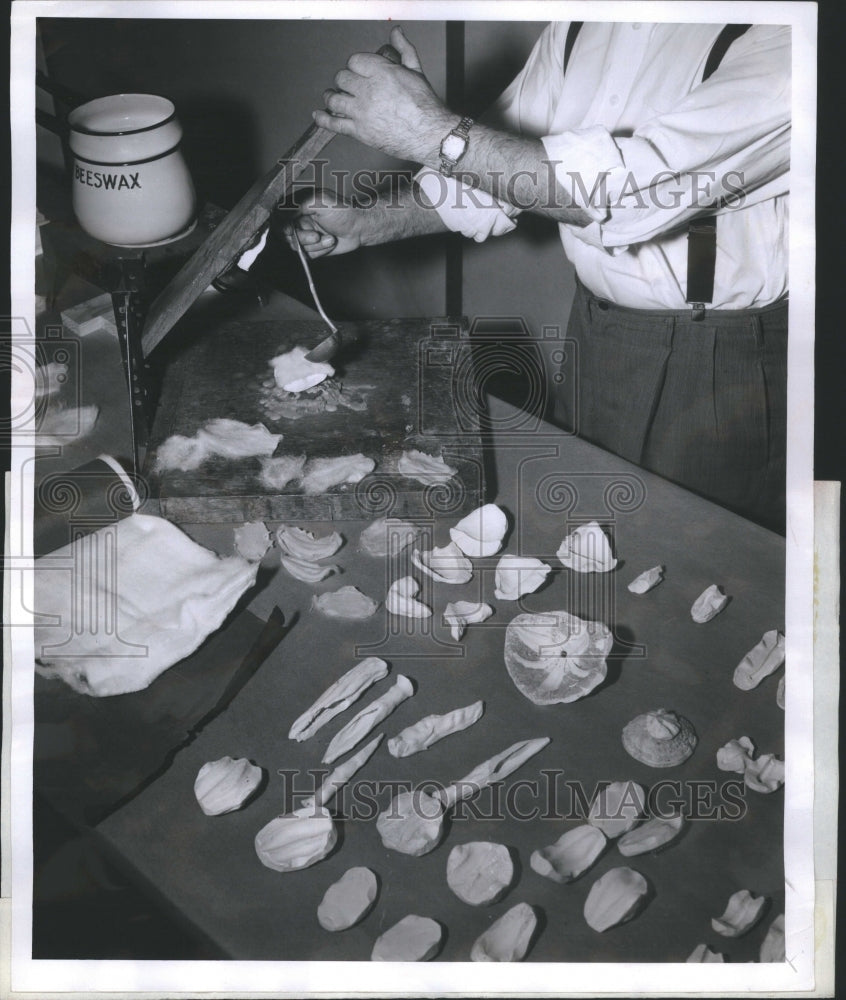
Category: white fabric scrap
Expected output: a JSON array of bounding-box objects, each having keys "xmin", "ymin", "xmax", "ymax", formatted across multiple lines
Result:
[
  {"xmin": 34, "ymin": 362, "xmax": 69, "ymax": 401},
  {"xmin": 196, "ymin": 418, "xmax": 281, "ymax": 459},
  {"xmin": 300, "ymin": 454, "xmax": 375, "ymax": 495},
  {"xmin": 157, "ymin": 419, "xmax": 281, "ymax": 472},
  {"xmin": 397, "ymin": 449, "xmax": 457, "ymax": 485},
  {"xmin": 36, "ymin": 405, "xmax": 99, "ymax": 447},
  {"xmin": 259, "ymin": 454, "xmax": 306, "ymax": 490},
  {"xmin": 33, "ymin": 513, "xmax": 258, "ymax": 697}
]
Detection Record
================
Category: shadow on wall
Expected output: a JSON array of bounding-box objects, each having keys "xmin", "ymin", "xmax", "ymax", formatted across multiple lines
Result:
[
  {"xmin": 462, "ymin": 21, "xmax": 576, "ymax": 427},
  {"xmin": 37, "ymin": 16, "xmax": 450, "ymax": 321}
]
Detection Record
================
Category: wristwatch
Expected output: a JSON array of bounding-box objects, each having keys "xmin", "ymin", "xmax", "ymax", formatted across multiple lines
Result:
[{"xmin": 439, "ymin": 116, "xmax": 474, "ymax": 177}]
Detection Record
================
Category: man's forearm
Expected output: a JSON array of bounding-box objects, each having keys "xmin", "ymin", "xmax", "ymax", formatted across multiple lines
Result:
[
  {"xmin": 360, "ymin": 179, "xmax": 450, "ymax": 244},
  {"xmin": 417, "ymin": 114, "xmax": 592, "ymax": 226}
]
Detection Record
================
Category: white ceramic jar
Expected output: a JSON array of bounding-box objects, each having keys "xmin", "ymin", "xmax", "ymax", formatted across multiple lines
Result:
[{"xmin": 68, "ymin": 94, "xmax": 196, "ymax": 246}]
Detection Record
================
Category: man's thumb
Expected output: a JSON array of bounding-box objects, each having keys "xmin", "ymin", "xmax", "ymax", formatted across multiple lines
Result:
[{"xmin": 391, "ymin": 25, "xmax": 422, "ymax": 71}]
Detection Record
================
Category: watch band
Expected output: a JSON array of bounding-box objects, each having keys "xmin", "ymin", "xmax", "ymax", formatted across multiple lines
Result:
[{"xmin": 439, "ymin": 115, "xmax": 474, "ymax": 178}]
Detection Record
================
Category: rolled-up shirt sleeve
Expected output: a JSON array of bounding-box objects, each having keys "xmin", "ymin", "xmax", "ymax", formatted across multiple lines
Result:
[
  {"xmin": 413, "ymin": 22, "xmax": 567, "ymax": 242},
  {"xmin": 546, "ymin": 25, "xmax": 791, "ymax": 250},
  {"xmin": 413, "ymin": 169, "xmax": 519, "ymax": 241}
]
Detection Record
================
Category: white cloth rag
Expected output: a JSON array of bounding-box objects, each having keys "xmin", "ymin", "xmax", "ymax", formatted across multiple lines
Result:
[{"xmin": 34, "ymin": 513, "xmax": 258, "ymax": 696}]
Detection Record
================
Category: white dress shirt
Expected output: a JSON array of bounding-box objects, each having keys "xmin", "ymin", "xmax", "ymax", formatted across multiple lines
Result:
[{"xmin": 416, "ymin": 22, "xmax": 790, "ymax": 309}]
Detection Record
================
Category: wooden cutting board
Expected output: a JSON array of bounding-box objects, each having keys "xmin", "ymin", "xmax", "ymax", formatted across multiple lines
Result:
[{"xmin": 144, "ymin": 317, "xmax": 486, "ymax": 522}]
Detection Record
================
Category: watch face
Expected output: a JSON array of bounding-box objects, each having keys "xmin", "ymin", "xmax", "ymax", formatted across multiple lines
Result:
[{"xmin": 441, "ymin": 133, "xmax": 467, "ymax": 161}]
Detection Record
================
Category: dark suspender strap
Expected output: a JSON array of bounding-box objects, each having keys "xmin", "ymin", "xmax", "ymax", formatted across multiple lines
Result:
[
  {"xmin": 563, "ymin": 21, "xmax": 583, "ymax": 75},
  {"xmin": 686, "ymin": 24, "xmax": 752, "ymax": 313},
  {"xmin": 686, "ymin": 217, "xmax": 718, "ymax": 308},
  {"xmin": 702, "ymin": 23, "xmax": 751, "ymax": 81}
]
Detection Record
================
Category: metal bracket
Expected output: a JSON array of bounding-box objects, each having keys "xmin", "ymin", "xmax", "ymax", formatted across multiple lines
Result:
[{"xmin": 112, "ymin": 255, "xmax": 153, "ymax": 475}]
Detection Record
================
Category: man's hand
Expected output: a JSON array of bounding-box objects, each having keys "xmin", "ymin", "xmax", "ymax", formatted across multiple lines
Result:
[
  {"xmin": 313, "ymin": 26, "xmax": 456, "ymax": 164},
  {"xmin": 285, "ymin": 189, "xmax": 365, "ymax": 258}
]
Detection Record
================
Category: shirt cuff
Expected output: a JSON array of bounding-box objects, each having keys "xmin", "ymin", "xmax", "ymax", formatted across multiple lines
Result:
[
  {"xmin": 414, "ymin": 169, "xmax": 519, "ymax": 242},
  {"xmin": 541, "ymin": 126, "xmax": 625, "ymax": 224}
]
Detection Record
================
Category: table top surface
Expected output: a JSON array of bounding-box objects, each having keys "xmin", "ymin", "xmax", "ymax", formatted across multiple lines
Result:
[{"xmin": 94, "ymin": 393, "xmax": 785, "ymax": 964}]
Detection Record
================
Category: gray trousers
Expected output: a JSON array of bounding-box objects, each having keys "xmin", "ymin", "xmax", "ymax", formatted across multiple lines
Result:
[{"xmin": 563, "ymin": 281, "xmax": 788, "ymax": 533}]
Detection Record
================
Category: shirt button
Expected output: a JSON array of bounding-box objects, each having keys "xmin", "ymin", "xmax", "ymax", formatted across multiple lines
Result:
[
  {"xmin": 609, "ymin": 94, "xmax": 619, "ymax": 106},
  {"xmin": 632, "ymin": 23, "xmax": 641, "ymax": 30}
]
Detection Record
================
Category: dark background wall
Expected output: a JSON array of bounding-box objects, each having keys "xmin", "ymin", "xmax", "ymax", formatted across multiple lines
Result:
[{"xmin": 37, "ymin": 16, "xmax": 573, "ymax": 413}]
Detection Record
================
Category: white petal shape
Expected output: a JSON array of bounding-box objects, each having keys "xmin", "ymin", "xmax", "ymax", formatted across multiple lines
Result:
[
  {"xmin": 777, "ymin": 675, "xmax": 785, "ymax": 709},
  {"xmin": 447, "ymin": 842, "xmax": 514, "ymax": 905},
  {"xmin": 587, "ymin": 781, "xmax": 646, "ymax": 839},
  {"xmin": 411, "ymin": 541, "xmax": 473, "ymax": 584},
  {"xmin": 194, "ymin": 756, "xmax": 263, "ymax": 816},
  {"xmin": 470, "ymin": 902, "xmax": 537, "ymax": 961},
  {"xmin": 617, "ymin": 814, "xmax": 685, "ymax": 856},
  {"xmin": 359, "ymin": 517, "xmax": 421, "ymax": 558},
  {"xmin": 371, "ymin": 915, "xmax": 443, "ymax": 962},
  {"xmin": 557, "ymin": 521, "xmax": 617, "ymax": 573},
  {"xmin": 711, "ymin": 889, "xmax": 766, "ymax": 937},
  {"xmin": 504, "ymin": 610, "xmax": 613, "ymax": 705},
  {"xmin": 301, "ymin": 454, "xmax": 375, "ymax": 495},
  {"xmin": 279, "ymin": 555, "xmax": 338, "ymax": 583},
  {"xmin": 318, "ymin": 867, "xmax": 379, "ymax": 931},
  {"xmin": 691, "ymin": 584, "xmax": 729, "ymax": 623},
  {"xmin": 584, "ymin": 867, "xmax": 649, "ymax": 932},
  {"xmin": 276, "ymin": 525, "xmax": 344, "ymax": 561},
  {"xmin": 397, "ymin": 449, "xmax": 457, "ymax": 485},
  {"xmin": 312, "ymin": 586, "xmax": 378, "ymax": 619},
  {"xmin": 716, "ymin": 736, "xmax": 756, "ymax": 774},
  {"xmin": 687, "ymin": 943, "xmax": 724, "ymax": 963},
  {"xmin": 744, "ymin": 753, "xmax": 785, "ymax": 793},
  {"xmin": 759, "ymin": 913, "xmax": 785, "ymax": 962},
  {"xmin": 386, "ymin": 576, "xmax": 432, "ymax": 618},
  {"xmin": 376, "ymin": 789, "xmax": 446, "ymax": 857},
  {"xmin": 254, "ymin": 807, "xmax": 337, "ymax": 872},
  {"xmin": 322, "ymin": 676, "xmax": 414, "ymax": 764},
  {"xmin": 494, "ymin": 555, "xmax": 551, "ymax": 600},
  {"xmin": 288, "ymin": 657, "xmax": 389, "ymax": 741},
  {"xmin": 627, "ymin": 565, "xmax": 664, "ymax": 594},
  {"xmin": 304, "ymin": 734, "xmax": 383, "ymax": 809},
  {"xmin": 733, "ymin": 629, "xmax": 785, "ymax": 690},
  {"xmin": 530, "ymin": 825, "xmax": 606, "ymax": 883},
  {"xmin": 443, "ymin": 601, "xmax": 494, "ymax": 641},
  {"xmin": 233, "ymin": 521, "xmax": 272, "ymax": 562},
  {"xmin": 388, "ymin": 700, "xmax": 484, "ymax": 757},
  {"xmin": 258, "ymin": 454, "xmax": 306, "ymax": 490},
  {"xmin": 271, "ymin": 346, "xmax": 334, "ymax": 393},
  {"xmin": 449, "ymin": 504, "xmax": 508, "ymax": 558},
  {"xmin": 621, "ymin": 709, "xmax": 697, "ymax": 767}
]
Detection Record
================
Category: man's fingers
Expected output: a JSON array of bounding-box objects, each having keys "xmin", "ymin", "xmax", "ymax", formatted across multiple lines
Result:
[
  {"xmin": 347, "ymin": 51, "xmax": 383, "ymax": 76},
  {"xmin": 313, "ymin": 108, "xmax": 355, "ymax": 134},
  {"xmin": 324, "ymin": 90, "xmax": 354, "ymax": 117},
  {"xmin": 334, "ymin": 68, "xmax": 362, "ymax": 95},
  {"xmin": 390, "ymin": 26, "xmax": 422, "ymax": 71}
]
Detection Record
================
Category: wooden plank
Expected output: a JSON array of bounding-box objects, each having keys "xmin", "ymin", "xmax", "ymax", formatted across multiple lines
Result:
[
  {"xmin": 140, "ymin": 45, "xmax": 401, "ymax": 358},
  {"xmin": 140, "ymin": 124, "xmax": 334, "ymax": 357},
  {"xmin": 144, "ymin": 317, "xmax": 486, "ymax": 522}
]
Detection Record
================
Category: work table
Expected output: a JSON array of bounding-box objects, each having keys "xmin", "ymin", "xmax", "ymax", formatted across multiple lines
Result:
[{"xmin": 32, "ymin": 295, "xmax": 785, "ymax": 964}]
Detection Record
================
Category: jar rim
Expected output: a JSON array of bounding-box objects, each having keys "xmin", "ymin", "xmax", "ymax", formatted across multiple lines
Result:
[{"xmin": 69, "ymin": 94, "xmax": 176, "ymax": 137}]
